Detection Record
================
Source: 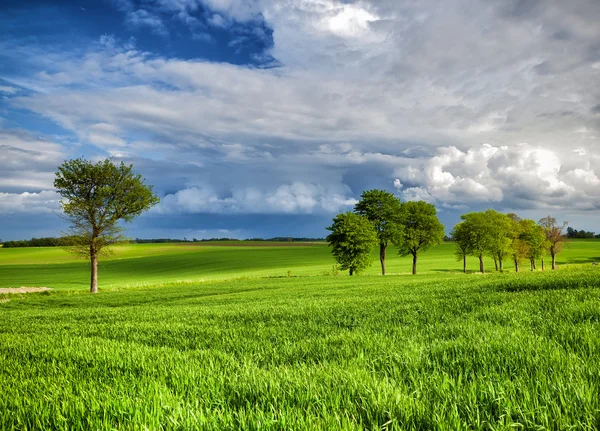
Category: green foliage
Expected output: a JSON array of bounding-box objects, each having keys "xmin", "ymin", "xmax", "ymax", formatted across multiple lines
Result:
[
  {"xmin": 395, "ymin": 201, "xmax": 444, "ymax": 274},
  {"xmin": 520, "ymin": 219, "xmax": 548, "ymax": 264},
  {"xmin": 1, "ymin": 268, "xmax": 600, "ymax": 429},
  {"xmin": 354, "ymin": 190, "xmax": 403, "ymax": 246},
  {"xmin": 484, "ymin": 210, "xmax": 514, "ymax": 270},
  {"xmin": 54, "ymin": 158, "xmax": 159, "ymax": 292},
  {"xmin": 450, "ymin": 222, "xmax": 471, "ymax": 261},
  {"xmin": 326, "ymin": 212, "xmax": 378, "ymax": 275},
  {"xmin": 54, "ymin": 158, "xmax": 160, "ymax": 256}
]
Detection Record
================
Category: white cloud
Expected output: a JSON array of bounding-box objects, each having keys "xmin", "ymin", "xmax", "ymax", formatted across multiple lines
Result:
[
  {"xmin": 0, "ymin": 191, "xmax": 60, "ymax": 214},
  {"xmin": 0, "ymin": 130, "xmax": 67, "ymax": 193},
  {"xmin": 394, "ymin": 143, "xmax": 600, "ymax": 210},
  {"xmin": 155, "ymin": 182, "xmax": 357, "ymax": 215},
  {"xmin": 0, "ymin": 86, "xmax": 18, "ymax": 95}
]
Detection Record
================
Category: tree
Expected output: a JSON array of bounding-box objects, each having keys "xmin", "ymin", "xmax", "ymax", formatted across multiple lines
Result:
[
  {"xmin": 486, "ymin": 211, "xmax": 514, "ymax": 272},
  {"xmin": 458, "ymin": 211, "xmax": 495, "ymax": 273},
  {"xmin": 451, "ymin": 222, "xmax": 472, "ymax": 273},
  {"xmin": 520, "ymin": 219, "xmax": 548, "ymax": 271},
  {"xmin": 326, "ymin": 212, "xmax": 378, "ymax": 275},
  {"xmin": 354, "ymin": 190, "xmax": 403, "ymax": 275},
  {"xmin": 538, "ymin": 216, "xmax": 567, "ymax": 270},
  {"xmin": 395, "ymin": 201, "xmax": 445, "ymax": 275},
  {"xmin": 54, "ymin": 158, "xmax": 160, "ymax": 293},
  {"xmin": 507, "ymin": 214, "xmax": 526, "ymax": 273}
]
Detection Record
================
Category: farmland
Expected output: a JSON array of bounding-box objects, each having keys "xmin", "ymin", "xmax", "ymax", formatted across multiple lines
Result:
[{"xmin": 0, "ymin": 240, "xmax": 599, "ymax": 429}]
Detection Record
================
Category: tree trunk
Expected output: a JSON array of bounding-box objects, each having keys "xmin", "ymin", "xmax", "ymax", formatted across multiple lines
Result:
[
  {"xmin": 532, "ymin": 260, "xmax": 536, "ymax": 270},
  {"xmin": 463, "ymin": 255, "xmax": 467, "ymax": 273},
  {"xmin": 479, "ymin": 254, "xmax": 484, "ymax": 274},
  {"xmin": 412, "ymin": 253, "xmax": 417, "ymax": 275},
  {"xmin": 379, "ymin": 243, "xmax": 386, "ymax": 276},
  {"xmin": 494, "ymin": 256, "xmax": 498, "ymax": 271},
  {"xmin": 541, "ymin": 258, "xmax": 545, "ymax": 271},
  {"xmin": 90, "ymin": 252, "xmax": 98, "ymax": 294},
  {"xmin": 530, "ymin": 258, "xmax": 534, "ymax": 271},
  {"xmin": 514, "ymin": 258, "xmax": 519, "ymax": 273},
  {"xmin": 551, "ymin": 253, "xmax": 556, "ymax": 270},
  {"xmin": 498, "ymin": 257, "xmax": 503, "ymax": 272},
  {"xmin": 349, "ymin": 267, "xmax": 354, "ymax": 276}
]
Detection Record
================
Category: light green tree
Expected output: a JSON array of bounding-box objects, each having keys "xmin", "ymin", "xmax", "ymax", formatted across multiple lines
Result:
[
  {"xmin": 395, "ymin": 201, "xmax": 445, "ymax": 275},
  {"xmin": 507, "ymin": 214, "xmax": 528, "ymax": 272},
  {"xmin": 354, "ymin": 189, "xmax": 403, "ymax": 275},
  {"xmin": 520, "ymin": 219, "xmax": 548, "ymax": 270},
  {"xmin": 326, "ymin": 212, "xmax": 378, "ymax": 276},
  {"xmin": 457, "ymin": 211, "xmax": 494, "ymax": 273},
  {"xmin": 451, "ymin": 221, "xmax": 472, "ymax": 273},
  {"xmin": 486, "ymin": 210, "xmax": 514, "ymax": 272},
  {"xmin": 54, "ymin": 158, "xmax": 160, "ymax": 293}
]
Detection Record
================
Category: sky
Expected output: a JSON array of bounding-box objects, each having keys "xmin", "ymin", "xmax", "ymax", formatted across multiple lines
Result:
[{"xmin": 1, "ymin": 0, "xmax": 599, "ymax": 240}]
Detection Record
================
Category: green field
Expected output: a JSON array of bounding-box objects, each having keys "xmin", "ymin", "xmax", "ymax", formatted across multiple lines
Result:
[
  {"xmin": 1, "ymin": 241, "xmax": 600, "ymax": 429},
  {"xmin": 1, "ymin": 240, "xmax": 599, "ymax": 290}
]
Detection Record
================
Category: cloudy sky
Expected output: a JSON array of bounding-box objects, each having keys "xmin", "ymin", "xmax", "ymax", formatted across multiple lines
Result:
[{"xmin": 1, "ymin": 0, "xmax": 599, "ymax": 240}]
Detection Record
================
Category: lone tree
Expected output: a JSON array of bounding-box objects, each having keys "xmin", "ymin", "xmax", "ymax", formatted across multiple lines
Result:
[
  {"xmin": 326, "ymin": 212, "xmax": 378, "ymax": 276},
  {"xmin": 538, "ymin": 216, "xmax": 567, "ymax": 270},
  {"xmin": 396, "ymin": 201, "xmax": 444, "ymax": 275},
  {"xmin": 354, "ymin": 189, "xmax": 402, "ymax": 275},
  {"xmin": 54, "ymin": 158, "xmax": 160, "ymax": 293}
]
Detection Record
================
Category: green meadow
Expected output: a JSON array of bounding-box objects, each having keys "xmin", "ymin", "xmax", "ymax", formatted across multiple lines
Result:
[
  {"xmin": 1, "ymin": 240, "xmax": 599, "ymax": 290},
  {"xmin": 1, "ymin": 240, "xmax": 599, "ymax": 429}
]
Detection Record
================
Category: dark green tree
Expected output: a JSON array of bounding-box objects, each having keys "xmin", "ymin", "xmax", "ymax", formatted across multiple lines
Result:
[
  {"xmin": 396, "ymin": 201, "xmax": 445, "ymax": 274},
  {"xmin": 326, "ymin": 212, "xmax": 378, "ymax": 276},
  {"xmin": 354, "ymin": 189, "xmax": 402, "ymax": 275},
  {"xmin": 54, "ymin": 158, "xmax": 160, "ymax": 293}
]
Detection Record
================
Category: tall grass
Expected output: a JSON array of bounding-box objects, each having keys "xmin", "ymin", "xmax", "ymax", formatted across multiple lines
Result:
[{"xmin": 1, "ymin": 268, "xmax": 599, "ymax": 429}]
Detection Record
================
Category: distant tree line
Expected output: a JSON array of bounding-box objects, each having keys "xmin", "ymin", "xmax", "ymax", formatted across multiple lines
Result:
[
  {"xmin": 1, "ymin": 236, "xmax": 80, "ymax": 248},
  {"xmin": 1, "ymin": 236, "xmax": 327, "ymax": 247},
  {"xmin": 566, "ymin": 227, "xmax": 600, "ymax": 239},
  {"xmin": 132, "ymin": 237, "xmax": 326, "ymax": 243}
]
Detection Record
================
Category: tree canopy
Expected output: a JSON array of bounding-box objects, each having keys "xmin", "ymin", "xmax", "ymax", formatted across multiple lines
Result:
[
  {"xmin": 54, "ymin": 158, "xmax": 160, "ymax": 293},
  {"xmin": 326, "ymin": 212, "xmax": 378, "ymax": 276}
]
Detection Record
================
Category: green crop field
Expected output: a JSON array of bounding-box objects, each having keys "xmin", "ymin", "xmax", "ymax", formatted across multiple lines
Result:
[{"xmin": 1, "ymin": 240, "xmax": 600, "ymax": 429}]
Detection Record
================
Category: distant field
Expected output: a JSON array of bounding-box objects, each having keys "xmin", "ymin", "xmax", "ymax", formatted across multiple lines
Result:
[{"xmin": 0, "ymin": 240, "xmax": 598, "ymax": 290}]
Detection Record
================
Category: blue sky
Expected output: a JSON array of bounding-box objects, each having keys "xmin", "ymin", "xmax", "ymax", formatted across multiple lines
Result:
[{"xmin": 1, "ymin": 0, "xmax": 599, "ymax": 240}]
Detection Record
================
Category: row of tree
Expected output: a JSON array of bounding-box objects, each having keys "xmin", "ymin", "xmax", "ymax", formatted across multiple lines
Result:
[
  {"xmin": 326, "ymin": 190, "xmax": 569, "ymax": 276},
  {"xmin": 1, "ymin": 236, "xmax": 81, "ymax": 248},
  {"xmin": 326, "ymin": 190, "xmax": 444, "ymax": 275},
  {"xmin": 452, "ymin": 211, "xmax": 567, "ymax": 273}
]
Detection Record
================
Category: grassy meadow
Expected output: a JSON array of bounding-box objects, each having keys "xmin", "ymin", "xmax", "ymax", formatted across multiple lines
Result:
[{"xmin": 1, "ymin": 240, "xmax": 599, "ymax": 429}]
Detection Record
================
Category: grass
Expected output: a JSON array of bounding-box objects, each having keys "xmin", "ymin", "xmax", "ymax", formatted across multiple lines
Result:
[
  {"xmin": 0, "ymin": 240, "xmax": 599, "ymax": 429},
  {"xmin": 1, "ymin": 269, "xmax": 600, "ymax": 429}
]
